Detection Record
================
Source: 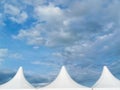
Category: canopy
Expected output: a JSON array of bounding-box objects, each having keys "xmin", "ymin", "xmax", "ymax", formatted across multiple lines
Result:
[
  {"xmin": 92, "ymin": 66, "xmax": 120, "ymax": 88},
  {"xmin": 0, "ymin": 67, "xmax": 34, "ymax": 89},
  {"xmin": 45, "ymin": 66, "xmax": 89, "ymax": 88}
]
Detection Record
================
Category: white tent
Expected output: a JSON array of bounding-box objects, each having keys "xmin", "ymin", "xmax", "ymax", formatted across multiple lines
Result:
[
  {"xmin": 0, "ymin": 67, "xmax": 34, "ymax": 89},
  {"xmin": 92, "ymin": 66, "xmax": 120, "ymax": 89},
  {"xmin": 40, "ymin": 66, "xmax": 91, "ymax": 90}
]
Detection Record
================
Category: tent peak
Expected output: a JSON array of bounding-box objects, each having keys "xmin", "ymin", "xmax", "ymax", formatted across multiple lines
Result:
[
  {"xmin": 103, "ymin": 66, "xmax": 108, "ymax": 70},
  {"xmin": 18, "ymin": 66, "xmax": 23, "ymax": 71},
  {"xmin": 92, "ymin": 66, "xmax": 120, "ymax": 88},
  {"xmin": 19, "ymin": 66, "xmax": 23, "ymax": 69},
  {"xmin": 16, "ymin": 66, "xmax": 24, "ymax": 77},
  {"xmin": 0, "ymin": 66, "xmax": 34, "ymax": 89},
  {"xmin": 103, "ymin": 66, "xmax": 111, "ymax": 74},
  {"xmin": 61, "ymin": 66, "xmax": 66, "ymax": 70},
  {"xmin": 45, "ymin": 65, "xmax": 88, "ymax": 88}
]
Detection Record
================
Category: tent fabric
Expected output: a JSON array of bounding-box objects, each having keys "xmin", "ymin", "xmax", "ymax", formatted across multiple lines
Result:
[
  {"xmin": 0, "ymin": 66, "xmax": 120, "ymax": 89},
  {"xmin": 92, "ymin": 66, "xmax": 120, "ymax": 88},
  {"xmin": 0, "ymin": 67, "xmax": 34, "ymax": 89},
  {"xmin": 40, "ymin": 88, "xmax": 91, "ymax": 90},
  {"xmin": 44, "ymin": 66, "xmax": 89, "ymax": 88},
  {"xmin": 92, "ymin": 88, "xmax": 120, "ymax": 90}
]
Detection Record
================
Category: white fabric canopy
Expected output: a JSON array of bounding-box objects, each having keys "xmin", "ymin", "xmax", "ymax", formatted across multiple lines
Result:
[
  {"xmin": 92, "ymin": 66, "xmax": 120, "ymax": 88},
  {"xmin": 92, "ymin": 88, "xmax": 120, "ymax": 90},
  {"xmin": 44, "ymin": 66, "xmax": 90, "ymax": 89},
  {"xmin": 1, "ymin": 66, "xmax": 120, "ymax": 90},
  {"xmin": 0, "ymin": 67, "xmax": 34, "ymax": 89},
  {"xmin": 40, "ymin": 88, "xmax": 91, "ymax": 90}
]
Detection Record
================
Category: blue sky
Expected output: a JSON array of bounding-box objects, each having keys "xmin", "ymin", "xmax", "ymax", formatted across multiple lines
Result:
[{"xmin": 0, "ymin": 0, "xmax": 120, "ymax": 87}]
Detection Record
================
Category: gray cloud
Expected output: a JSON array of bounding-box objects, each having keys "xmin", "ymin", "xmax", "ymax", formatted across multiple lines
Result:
[{"xmin": 12, "ymin": 0, "xmax": 120, "ymax": 47}]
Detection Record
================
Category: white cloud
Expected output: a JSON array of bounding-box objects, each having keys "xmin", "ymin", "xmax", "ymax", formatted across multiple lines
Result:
[
  {"xmin": 0, "ymin": 49, "xmax": 8, "ymax": 57},
  {"xmin": 13, "ymin": 0, "xmax": 120, "ymax": 49},
  {"xmin": 4, "ymin": 4, "xmax": 28, "ymax": 24},
  {"xmin": 12, "ymin": 25, "xmax": 45, "ymax": 47},
  {"xmin": 97, "ymin": 33, "xmax": 113, "ymax": 40},
  {"xmin": 0, "ymin": 48, "xmax": 8, "ymax": 61},
  {"xmin": 31, "ymin": 60, "xmax": 61, "ymax": 68},
  {"xmin": 31, "ymin": 61, "xmax": 42, "ymax": 65},
  {"xmin": 52, "ymin": 52, "xmax": 62, "ymax": 57},
  {"xmin": 33, "ymin": 46, "xmax": 40, "ymax": 49},
  {"xmin": 10, "ymin": 11, "xmax": 28, "ymax": 24},
  {"xmin": 0, "ymin": 13, "xmax": 5, "ymax": 26},
  {"xmin": 21, "ymin": 0, "xmax": 45, "ymax": 6},
  {"xmin": 0, "ymin": 48, "xmax": 23, "ymax": 61},
  {"xmin": 12, "ymin": 0, "xmax": 120, "ymax": 64},
  {"xmin": 103, "ymin": 22, "xmax": 114, "ymax": 32},
  {"xmin": 13, "ymin": 26, "xmax": 76, "ymax": 47},
  {"xmin": 34, "ymin": 3, "xmax": 64, "ymax": 22},
  {"xmin": 4, "ymin": 4, "xmax": 20, "ymax": 15},
  {"xmin": 9, "ymin": 53, "xmax": 23, "ymax": 60},
  {"xmin": 12, "ymin": 0, "xmax": 120, "ymax": 48}
]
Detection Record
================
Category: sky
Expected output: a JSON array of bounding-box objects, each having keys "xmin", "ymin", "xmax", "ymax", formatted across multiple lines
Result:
[{"xmin": 0, "ymin": 0, "xmax": 120, "ymax": 87}]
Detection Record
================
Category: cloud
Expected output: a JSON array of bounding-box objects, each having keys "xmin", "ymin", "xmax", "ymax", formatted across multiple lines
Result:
[
  {"xmin": 52, "ymin": 52, "xmax": 63, "ymax": 57},
  {"xmin": 12, "ymin": 1, "xmax": 120, "ymax": 80},
  {"xmin": 9, "ymin": 53, "xmax": 23, "ymax": 60},
  {"xmin": 0, "ymin": 13, "xmax": 5, "ymax": 26},
  {"xmin": 34, "ymin": 3, "xmax": 64, "ymax": 21},
  {"xmin": 12, "ymin": 26, "xmax": 45, "ymax": 47},
  {"xmin": 0, "ymin": 49, "xmax": 8, "ymax": 62},
  {"xmin": 27, "ymin": 74, "xmax": 50, "ymax": 86},
  {"xmin": 4, "ymin": 4, "xmax": 20, "ymax": 15},
  {"xmin": 10, "ymin": 11, "xmax": 28, "ymax": 24},
  {"xmin": 4, "ymin": 3, "xmax": 28, "ymax": 24},
  {"xmin": 0, "ymin": 48, "xmax": 23, "ymax": 62},
  {"xmin": 13, "ymin": 0, "xmax": 120, "ymax": 47},
  {"xmin": 45, "ymin": 30, "xmax": 76, "ymax": 47},
  {"xmin": 65, "ymin": 64, "xmax": 101, "ymax": 86},
  {"xmin": 21, "ymin": 0, "xmax": 46, "ymax": 6},
  {"xmin": 31, "ymin": 61, "xmax": 61, "ymax": 68},
  {"xmin": 110, "ymin": 60, "xmax": 120, "ymax": 79}
]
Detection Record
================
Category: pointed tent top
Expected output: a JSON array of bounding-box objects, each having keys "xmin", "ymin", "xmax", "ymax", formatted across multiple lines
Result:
[
  {"xmin": 93, "ymin": 66, "xmax": 120, "ymax": 88},
  {"xmin": 102, "ymin": 66, "xmax": 110, "ymax": 75},
  {"xmin": 103, "ymin": 66, "xmax": 107, "ymax": 69},
  {"xmin": 19, "ymin": 66, "xmax": 23, "ymax": 71},
  {"xmin": 60, "ymin": 66, "xmax": 68, "ymax": 74},
  {"xmin": 61, "ymin": 66, "xmax": 65, "ymax": 70},
  {"xmin": 103, "ymin": 66, "xmax": 108, "ymax": 71},
  {"xmin": 45, "ymin": 66, "xmax": 88, "ymax": 88},
  {"xmin": 14, "ymin": 66, "xmax": 24, "ymax": 78},
  {"xmin": 102, "ymin": 66, "xmax": 113, "ymax": 77},
  {"xmin": 0, "ymin": 66, "xmax": 34, "ymax": 89}
]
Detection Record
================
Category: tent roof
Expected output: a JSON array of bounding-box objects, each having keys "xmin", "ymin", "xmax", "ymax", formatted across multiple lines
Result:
[
  {"xmin": 45, "ymin": 66, "xmax": 88, "ymax": 88},
  {"xmin": 0, "ymin": 67, "xmax": 34, "ymax": 89},
  {"xmin": 93, "ymin": 66, "xmax": 120, "ymax": 88}
]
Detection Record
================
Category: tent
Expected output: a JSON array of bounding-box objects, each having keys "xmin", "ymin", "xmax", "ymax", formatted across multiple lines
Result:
[
  {"xmin": 0, "ymin": 67, "xmax": 34, "ymax": 89},
  {"xmin": 40, "ymin": 66, "xmax": 91, "ymax": 90},
  {"xmin": 92, "ymin": 66, "xmax": 120, "ymax": 90}
]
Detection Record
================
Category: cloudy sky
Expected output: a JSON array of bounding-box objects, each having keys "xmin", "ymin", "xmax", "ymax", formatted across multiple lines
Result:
[{"xmin": 0, "ymin": 0, "xmax": 120, "ymax": 87}]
